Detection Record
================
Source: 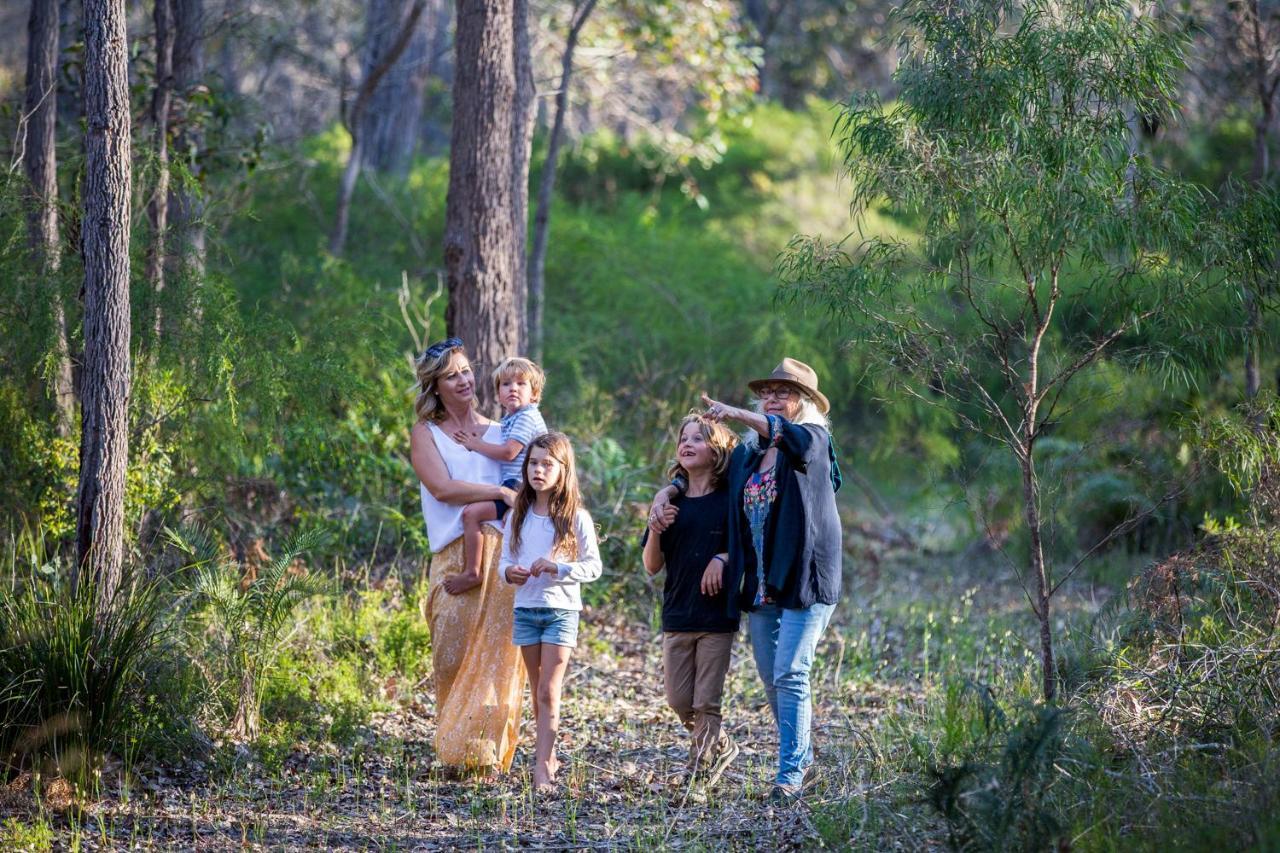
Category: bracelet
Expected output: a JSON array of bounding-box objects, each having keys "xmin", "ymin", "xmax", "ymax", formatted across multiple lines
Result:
[
  {"xmin": 710, "ymin": 554, "xmax": 727, "ymax": 566},
  {"xmin": 670, "ymin": 474, "xmax": 688, "ymax": 494}
]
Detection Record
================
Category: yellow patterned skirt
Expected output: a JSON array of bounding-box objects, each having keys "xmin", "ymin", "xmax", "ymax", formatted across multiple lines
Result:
[{"xmin": 425, "ymin": 528, "xmax": 524, "ymax": 772}]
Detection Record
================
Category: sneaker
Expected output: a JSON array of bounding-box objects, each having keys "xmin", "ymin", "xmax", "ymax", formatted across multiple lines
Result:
[
  {"xmin": 701, "ymin": 736, "xmax": 740, "ymax": 789},
  {"xmin": 767, "ymin": 783, "xmax": 803, "ymax": 805}
]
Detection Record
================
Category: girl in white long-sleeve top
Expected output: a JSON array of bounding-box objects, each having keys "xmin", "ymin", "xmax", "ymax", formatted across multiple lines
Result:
[{"xmin": 500, "ymin": 431, "xmax": 601, "ymax": 793}]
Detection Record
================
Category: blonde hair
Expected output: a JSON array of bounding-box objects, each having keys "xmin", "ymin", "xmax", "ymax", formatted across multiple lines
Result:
[
  {"xmin": 743, "ymin": 395, "xmax": 830, "ymax": 447},
  {"xmin": 509, "ymin": 432, "xmax": 583, "ymax": 560},
  {"xmin": 666, "ymin": 413, "xmax": 738, "ymax": 488},
  {"xmin": 414, "ymin": 343, "xmax": 468, "ymax": 423},
  {"xmin": 492, "ymin": 356, "xmax": 546, "ymax": 401}
]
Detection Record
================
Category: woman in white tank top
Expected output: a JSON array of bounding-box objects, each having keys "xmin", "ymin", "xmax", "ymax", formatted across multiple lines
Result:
[{"xmin": 409, "ymin": 340, "xmax": 524, "ymax": 775}]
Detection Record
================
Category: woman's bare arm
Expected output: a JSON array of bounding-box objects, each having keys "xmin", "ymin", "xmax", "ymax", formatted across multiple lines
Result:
[{"xmin": 411, "ymin": 422, "xmax": 512, "ymax": 505}]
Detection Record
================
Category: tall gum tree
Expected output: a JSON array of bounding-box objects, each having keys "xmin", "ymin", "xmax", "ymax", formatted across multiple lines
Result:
[
  {"xmin": 77, "ymin": 0, "xmax": 133, "ymax": 605},
  {"xmin": 443, "ymin": 0, "xmax": 532, "ymax": 412},
  {"xmin": 24, "ymin": 0, "xmax": 75, "ymax": 436}
]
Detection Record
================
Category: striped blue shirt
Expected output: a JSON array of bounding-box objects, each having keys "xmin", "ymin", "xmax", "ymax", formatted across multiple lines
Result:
[{"xmin": 500, "ymin": 404, "xmax": 547, "ymax": 483}]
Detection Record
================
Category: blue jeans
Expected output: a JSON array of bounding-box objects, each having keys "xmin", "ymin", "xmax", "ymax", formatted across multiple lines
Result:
[{"xmin": 749, "ymin": 601, "xmax": 835, "ymax": 787}]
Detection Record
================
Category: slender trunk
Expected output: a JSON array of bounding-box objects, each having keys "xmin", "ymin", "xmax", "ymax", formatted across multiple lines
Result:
[
  {"xmin": 231, "ymin": 668, "xmax": 259, "ymax": 741},
  {"xmin": 445, "ymin": 0, "xmax": 523, "ymax": 413},
  {"xmin": 25, "ymin": 0, "xmax": 76, "ymax": 437},
  {"xmin": 1021, "ymin": 447, "xmax": 1056, "ymax": 702},
  {"xmin": 361, "ymin": 0, "xmax": 442, "ymax": 176},
  {"xmin": 147, "ymin": 0, "xmax": 174, "ymax": 343},
  {"xmin": 170, "ymin": 0, "xmax": 205, "ymax": 296},
  {"xmin": 1023, "ymin": 295, "xmax": 1056, "ymax": 702},
  {"xmin": 57, "ymin": 0, "xmax": 82, "ymax": 130},
  {"xmin": 330, "ymin": 0, "xmax": 427, "ymax": 255},
  {"xmin": 528, "ymin": 0, "xmax": 595, "ymax": 363},
  {"xmin": 1246, "ymin": 288, "xmax": 1262, "ymax": 407},
  {"xmin": 1245, "ymin": 0, "xmax": 1274, "ymax": 417},
  {"xmin": 510, "ymin": 0, "xmax": 535, "ymax": 353},
  {"xmin": 77, "ymin": 0, "xmax": 133, "ymax": 609}
]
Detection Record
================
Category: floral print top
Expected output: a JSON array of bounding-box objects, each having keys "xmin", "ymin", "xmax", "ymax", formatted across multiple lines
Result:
[{"xmin": 744, "ymin": 416, "xmax": 783, "ymax": 606}]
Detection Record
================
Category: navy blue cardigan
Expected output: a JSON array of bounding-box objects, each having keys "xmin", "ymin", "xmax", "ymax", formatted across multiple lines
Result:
[{"xmin": 725, "ymin": 416, "xmax": 843, "ymax": 613}]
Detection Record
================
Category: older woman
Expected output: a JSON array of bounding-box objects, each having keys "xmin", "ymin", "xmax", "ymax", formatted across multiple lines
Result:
[
  {"xmin": 658, "ymin": 358, "xmax": 842, "ymax": 800},
  {"xmin": 410, "ymin": 338, "xmax": 524, "ymax": 774}
]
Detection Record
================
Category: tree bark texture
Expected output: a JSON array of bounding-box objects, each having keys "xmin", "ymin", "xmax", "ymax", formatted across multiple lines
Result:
[
  {"xmin": 509, "ymin": 0, "xmax": 535, "ymax": 342},
  {"xmin": 528, "ymin": 0, "xmax": 595, "ymax": 363},
  {"xmin": 360, "ymin": 0, "xmax": 447, "ymax": 176},
  {"xmin": 25, "ymin": 0, "xmax": 76, "ymax": 437},
  {"xmin": 57, "ymin": 0, "xmax": 82, "ymax": 129},
  {"xmin": 77, "ymin": 0, "xmax": 133, "ymax": 606},
  {"xmin": 169, "ymin": 0, "xmax": 206, "ymax": 282},
  {"xmin": 330, "ymin": 0, "xmax": 427, "ymax": 255},
  {"xmin": 147, "ymin": 0, "xmax": 174, "ymax": 341},
  {"xmin": 444, "ymin": 0, "xmax": 530, "ymax": 413}
]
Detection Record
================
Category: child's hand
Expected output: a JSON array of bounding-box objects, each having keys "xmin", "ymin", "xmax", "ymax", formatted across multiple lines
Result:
[
  {"xmin": 452, "ymin": 429, "xmax": 479, "ymax": 450},
  {"xmin": 530, "ymin": 558, "xmax": 559, "ymax": 578},
  {"xmin": 700, "ymin": 558, "xmax": 724, "ymax": 595},
  {"xmin": 505, "ymin": 565, "xmax": 531, "ymax": 585}
]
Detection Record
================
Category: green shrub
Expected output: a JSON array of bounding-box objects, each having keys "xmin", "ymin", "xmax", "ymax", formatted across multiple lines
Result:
[
  {"xmin": 927, "ymin": 694, "xmax": 1071, "ymax": 852},
  {"xmin": 0, "ymin": 567, "xmax": 169, "ymax": 786},
  {"xmin": 176, "ymin": 527, "xmax": 328, "ymax": 742}
]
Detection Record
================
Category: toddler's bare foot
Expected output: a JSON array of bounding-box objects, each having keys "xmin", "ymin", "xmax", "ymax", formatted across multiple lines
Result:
[{"xmin": 442, "ymin": 570, "xmax": 482, "ymax": 595}]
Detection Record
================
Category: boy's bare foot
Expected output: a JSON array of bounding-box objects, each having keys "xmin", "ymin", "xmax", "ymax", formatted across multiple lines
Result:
[{"xmin": 442, "ymin": 569, "xmax": 482, "ymax": 595}]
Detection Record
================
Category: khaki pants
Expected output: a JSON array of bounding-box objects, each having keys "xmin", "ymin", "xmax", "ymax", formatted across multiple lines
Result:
[{"xmin": 662, "ymin": 631, "xmax": 735, "ymax": 767}]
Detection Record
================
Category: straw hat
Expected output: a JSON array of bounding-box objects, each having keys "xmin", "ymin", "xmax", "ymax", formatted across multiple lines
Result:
[{"xmin": 747, "ymin": 357, "xmax": 830, "ymax": 414}]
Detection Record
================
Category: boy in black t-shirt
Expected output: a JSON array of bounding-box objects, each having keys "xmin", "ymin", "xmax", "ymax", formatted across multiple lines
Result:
[{"xmin": 642, "ymin": 414, "xmax": 740, "ymax": 786}]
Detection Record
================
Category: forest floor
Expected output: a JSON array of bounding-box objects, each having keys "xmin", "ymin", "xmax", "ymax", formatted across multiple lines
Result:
[{"xmin": 1, "ymin": 547, "xmax": 1107, "ymax": 851}]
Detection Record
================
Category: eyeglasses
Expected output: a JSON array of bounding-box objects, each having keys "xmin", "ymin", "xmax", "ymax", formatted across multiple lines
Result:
[
  {"xmin": 756, "ymin": 385, "xmax": 796, "ymax": 401},
  {"xmin": 423, "ymin": 337, "xmax": 463, "ymax": 359}
]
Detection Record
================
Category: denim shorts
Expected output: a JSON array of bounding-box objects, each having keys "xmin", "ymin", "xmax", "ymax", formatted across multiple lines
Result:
[
  {"xmin": 493, "ymin": 478, "xmax": 520, "ymax": 520},
  {"xmin": 512, "ymin": 607, "xmax": 579, "ymax": 648}
]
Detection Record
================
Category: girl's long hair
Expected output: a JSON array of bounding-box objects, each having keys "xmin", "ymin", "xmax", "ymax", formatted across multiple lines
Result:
[
  {"xmin": 414, "ymin": 344, "xmax": 467, "ymax": 423},
  {"xmin": 666, "ymin": 413, "xmax": 738, "ymax": 488},
  {"xmin": 509, "ymin": 432, "xmax": 582, "ymax": 560}
]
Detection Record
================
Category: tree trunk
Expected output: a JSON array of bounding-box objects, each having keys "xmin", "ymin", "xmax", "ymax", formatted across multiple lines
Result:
[
  {"xmin": 1021, "ymin": 321, "xmax": 1056, "ymax": 701},
  {"xmin": 361, "ymin": 0, "xmax": 443, "ymax": 176},
  {"xmin": 25, "ymin": 0, "xmax": 76, "ymax": 437},
  {"xmin": 146, "ymin": 0, "xmax": 174, "ymax": 343},
  {"xmin": 77, "ymin": 0, "xmax": 133, "ymax": 608},
  {"xmin": 528, "ymin": 0, "xmax": 595, "ymax": 363},
  {"xmin": 444, "ymin": 0, "xmax": 526, "ymax": 413},
  {"xmin": 330, "ymin": 0, "xmax": 427, "ymax": 256},
  {"xmin": 231, "ymin": 668, "xmax": 259, "ymax": 741},
  {"xmin": 509, "ymin": 0, "xmax": 535, "ymax": 354},
  {"xmin": 420, "ymin": 0, "xmax": 454, "ymax": 156},
  {"xmin": 1021, "ymin": 448, "xmax": 1056, "ymax": 702},
  {"xmin": 169, "ymin": 0, "xmax": 205, "ymax": 289},
  {"xmin": 57, "ymin": 0, "xmax": 82, "ymax": 130}
]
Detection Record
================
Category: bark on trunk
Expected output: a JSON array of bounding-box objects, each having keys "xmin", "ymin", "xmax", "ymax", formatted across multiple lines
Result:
[
  {"xmin": 1022, "ymin": 449, "xmax": 1056, "ymax": 702},
  {"xmin": 231, "ymin": 668, "xmax": 259, "ymax": 741},
  {"xmin": 528, "ymin": 0, "xmax": 595, "ymax": 363},
  {"xmin": 509, "ymin": 0, "xmax": 535, "ymax": 352},
  {"xmin": 57, "ymin": 0, "xmax": 82, "ymax": 130},
  {"xmin": 444, "ymin": 0, "xmax": 527, "ymax": 413},
  {"xmin": 77, "ymin": 0, "xmax": 133, "ymax": 608},
  {"xmin": 25, "ymin": 0, "xmax": 76, "ymax": 437},
  {"xmin": 329, "ymin": 0, "xmax": 427, "ymax": 256},
  {"xmin": 361, "ymin": 0, "xmax": 445, "ymax": 176},
  {"xmin": 146, "ymin": 0, "xmax": 174, "ymax": 342},
  {"xmin": 169, "ymin": 0, "xmax": 205, "ymax": 287}
]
